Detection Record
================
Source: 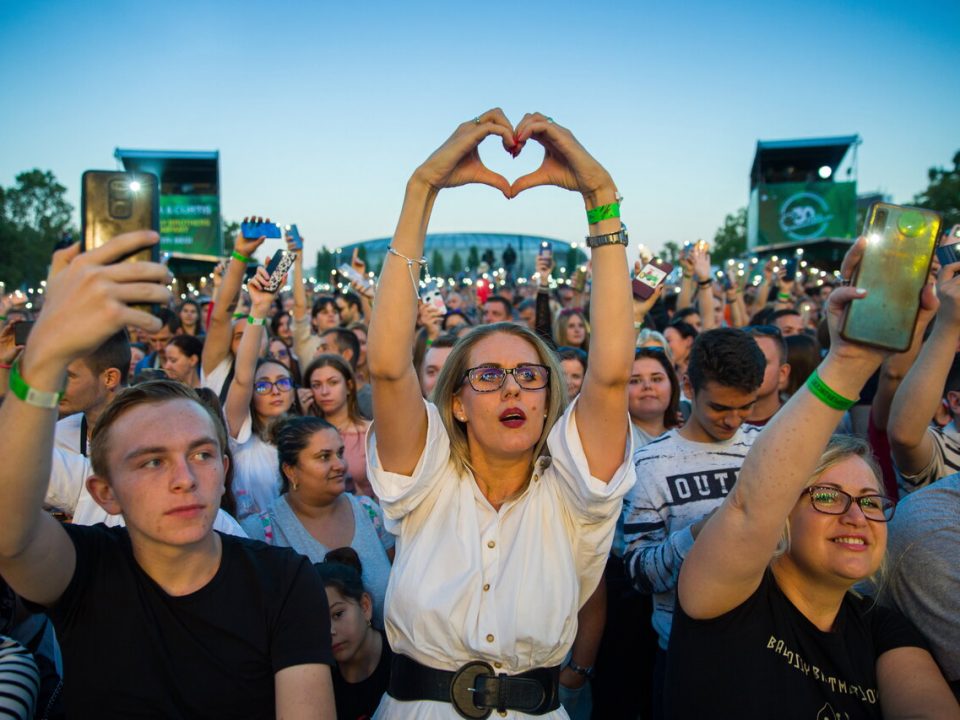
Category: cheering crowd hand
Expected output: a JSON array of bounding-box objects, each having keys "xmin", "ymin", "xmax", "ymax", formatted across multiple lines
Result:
[
  {"xmin": 27, "ymin": 233, "xmax": 171, "ymax": 368},
  {"xmin": 234, "ymin": 216, "xmax": 268, "ymax": 259},
  {"xmin": 510, "ymin": 113, "xmax": 616, "ymax": 201},
  {"xmin": 417, "ymin": 302, "xmax": 443, "ymax": 340},
  {"xmin": 690, "ymin": 244, "xmax": 712, "ymax": 283},
  {"xmin": 534, "ymin": 254, "xmax": 554, "ymax": 286},
  {"xmin": 247, "ymin": 267, "xmax": 283, "ymax": 315},
  {"xmin": 411, "ymin": 108, "xmax": 515, "ymax": 199},
  {"xmin": 0, "ymin": 324, "xmax": 21, "ymax": 366}
]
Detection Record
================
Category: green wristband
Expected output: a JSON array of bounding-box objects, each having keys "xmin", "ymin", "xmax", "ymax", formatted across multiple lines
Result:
[
  {"xmin": 805, "ymin": 369, "xmax": 857, "ymax": 411},
  {"xmin": 777, "ymin": 292, "xmax": 791, "ymax": 302},
  {"xmin": 232, "ymin": 250, "xmax": 253, "ymax": 264},
  {"xmin": 586, "ymin": 203, "xmax": 620, "ymax": 224},
  {"xmin": 9, "ymin": 357, "xmax": 64, "ymax": 409},
  {"xmin": 231, "ymin": 311, "xmax": 247, "ymax": 320},
  {"xmin": 247, "ymin": 315, "xmax": 267, "ymax": 326}
]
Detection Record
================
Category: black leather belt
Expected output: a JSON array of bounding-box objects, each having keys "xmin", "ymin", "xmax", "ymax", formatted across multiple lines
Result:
[{"xmin": 388, "ymin": 653, "xmax": 561, "ymax": 718}]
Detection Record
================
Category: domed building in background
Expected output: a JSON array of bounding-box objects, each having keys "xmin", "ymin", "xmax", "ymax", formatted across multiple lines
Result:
[{"xmin": 319, "ymin": 232, "xmax": 586, "ymax": 280}]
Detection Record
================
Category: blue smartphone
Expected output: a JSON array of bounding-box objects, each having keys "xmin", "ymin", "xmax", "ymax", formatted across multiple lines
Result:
[
  {"xmin": 241, "ymin": 221, "xmax": 281, "ymax": 240},
  {"xmin": 286, "ymin": 224, "xmax": 303, "ymax": 250}
]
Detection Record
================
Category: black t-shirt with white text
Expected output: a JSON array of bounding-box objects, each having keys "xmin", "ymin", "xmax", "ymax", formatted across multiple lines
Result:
[
  {"xmin": 665, "ymin": 569, "xmax": 927, "ymax": 719},
  {"xmin": 45, "ymin": 524, "xmax": 333, "ymax": 719}
]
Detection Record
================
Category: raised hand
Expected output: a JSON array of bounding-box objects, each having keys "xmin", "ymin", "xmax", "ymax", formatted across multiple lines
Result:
[
  {"xmin": 411, "ymin": 108, "xmax": 516, "ymax": 198},
  {"xmin": 510, "ymin": 113, "xmax": 615, "ymax": 203},
  {"xmin": 234, "ymin": 216, "xmax": 268, "ymax": 259}
]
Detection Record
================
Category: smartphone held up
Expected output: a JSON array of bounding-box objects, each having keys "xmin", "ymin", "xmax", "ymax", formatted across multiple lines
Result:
[{"xmin": 840, "ymin": 202, "xmax": 942, "ymax": 352}]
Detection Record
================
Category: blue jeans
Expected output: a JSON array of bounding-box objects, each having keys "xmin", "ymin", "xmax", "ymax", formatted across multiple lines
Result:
[{"xmin": 559, "ymin": 679, "xmax": 592, "ymax": 720}]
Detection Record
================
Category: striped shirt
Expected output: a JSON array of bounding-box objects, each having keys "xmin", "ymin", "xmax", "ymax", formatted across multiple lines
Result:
[
  {"xmin": 0, "ymin": 637, "xmax": 38, "ymax": 720},
  {"xmin": 895, "ymin": 422, "xmax": 960, "ymax": 497},
  {"xmin": 622, "ymin": 424, "xmax": 762, "ymax": 649}
]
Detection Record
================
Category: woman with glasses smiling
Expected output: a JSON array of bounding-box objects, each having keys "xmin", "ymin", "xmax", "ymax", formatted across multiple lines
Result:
[
  {"xmin": 666, "ymin": 238, "xmax": 959, "ymax": 719},
  {"xmin": 366, "ymin": 110, "xmax": 636, "ymax": 718},
  {"xmin": 225, "ymin": 267, "xmax": 300, "ymax": 520}
]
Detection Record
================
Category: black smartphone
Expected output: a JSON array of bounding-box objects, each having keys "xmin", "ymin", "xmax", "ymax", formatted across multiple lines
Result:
[
  {"xmin": 936, "ymin": 224, "xmax": 960, "ymax": 266},
  {"xmin": 82, "ymin": 171, "xmax": 159, "ymax": 262},
  {"xmin": 14, "ymin": 320, "xmax": 34, "ymax": 346}
]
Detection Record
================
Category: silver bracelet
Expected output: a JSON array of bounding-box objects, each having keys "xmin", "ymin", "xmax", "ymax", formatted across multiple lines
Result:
[{"xmin": 387, "ymin": 247, "xmax": 428, "ymax": 301}]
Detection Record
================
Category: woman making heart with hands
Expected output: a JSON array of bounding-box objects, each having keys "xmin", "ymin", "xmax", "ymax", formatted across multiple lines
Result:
[{"xmin": 367, "ymin": 109, "xmax": 636, "ymax": 719}]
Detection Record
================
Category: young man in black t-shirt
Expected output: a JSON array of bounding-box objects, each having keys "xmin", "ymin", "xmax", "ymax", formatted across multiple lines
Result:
[{"xmin": 0, "ymin": 232, "xmax": 335, "ymax": 718}]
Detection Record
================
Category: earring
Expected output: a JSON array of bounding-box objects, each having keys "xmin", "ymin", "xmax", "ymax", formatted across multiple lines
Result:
[{"xmin": 291, "ymin": 480, "xmax": 299, "ymax": 491}]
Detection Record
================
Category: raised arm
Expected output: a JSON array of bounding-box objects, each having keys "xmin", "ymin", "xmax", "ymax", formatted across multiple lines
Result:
[
  {"xmin": 887, "ymin": 261, "xmax": 960, "ymax": 475},
  {"xmin": 690, "ymin": 246, "xmax": 717, "ymax": 330},
  {"xmin": 202, "ymin": 222, "xmax": 264, "ymax": 375},
  {"xmin": 0, "ymin": 233, "xmax": 170, "ymax": 606},
  {"xmin": 368, "ymin": 109, "xmax": 514, "ymax": 474},
  {"xmin": 677, "ymin": 238, "xmax": 925, "ymax": 619},
  {"xmin": 224, "ymin": 267, "xmax": 279, "ymax": 438},
  {"xmin": 511, "ymin": 114, "xmax": 633, "ymax": 482},
  {"xmin": 534, "ymin": 255, "xmax": 556, "ymax": 348}
]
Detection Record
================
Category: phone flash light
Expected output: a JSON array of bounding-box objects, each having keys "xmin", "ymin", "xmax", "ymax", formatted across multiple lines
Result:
[{"xmin": 129, "ymin": 181, "xmax": 141, "ymax": 192}]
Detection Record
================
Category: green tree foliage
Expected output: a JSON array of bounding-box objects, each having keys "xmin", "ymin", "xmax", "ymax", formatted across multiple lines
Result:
[
  {"xmin": 660, "ymin": 241, "xmax": 681, "ymax": 265},
  {"xmin": 0, "ymin": 170, "xmax": 75, "ymax": 288},
  {"xmin": 467, "ymin": 245, "xmax": 480, "ymax": 270},
  {"xmin": 430, "ymin": 249, "xmax": 446, "ymax": 277},
  {"xmin": 449, "ymin": 251, "xmax": 464, "ymax": 274},
  {"xmin": 222, "ymin": 218, "xmax": 240, "ymax": 253},
  {"xmin": 565, "ymin": 245, "xmax": 586, "ymax": 273},
  {"xmin": 316, "ymin": 246, "xmax": 334, "ymax": 279},
  {"xmin": 712, "ymin": 207, "xmax": 747, "ymax": 264},
  {"xmin": 356, "ymin": 244, "xmax": 369, "ymax": 266},
  {"xmin": 913, "ymin": 150, "xmax": 960, "ymax": 229}
]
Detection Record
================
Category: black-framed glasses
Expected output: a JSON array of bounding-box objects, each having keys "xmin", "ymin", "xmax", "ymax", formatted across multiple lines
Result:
[
  {"xmin": 254, "ymin": 377, "xmax": 295, "ymax": 395},
  {"xmin": 462, "ymin": 364, "xmax": 550, "ymax": 393},
  {"xmin": 805, "ymin": 485, "xmax": 895, "ymax": 522}
]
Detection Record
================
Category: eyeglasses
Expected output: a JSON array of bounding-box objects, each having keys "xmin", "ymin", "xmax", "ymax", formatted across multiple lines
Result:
[
  {"xmin": 805, "ymin": 485, "xmax": 895, "ymax": 523},
  {"xmin": 462, "ymin": 364, "xmax": 550, "ymax": 393},
  {"xmin": 745, "ymin": 324, "xmax": 783, "ymax": 338},
  {"xmin": 269, "ymin": 348, "xmax": 290, "ymax": 359},
  {"xmin": 254, "ymin": 377, "xmax": 294, "ymax": 395}
]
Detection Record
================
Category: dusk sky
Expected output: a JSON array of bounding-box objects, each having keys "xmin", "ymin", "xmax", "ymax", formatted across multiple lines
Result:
[{"xmin": 2, "ymin": 0, "xmax": 958, "ymax": 261}]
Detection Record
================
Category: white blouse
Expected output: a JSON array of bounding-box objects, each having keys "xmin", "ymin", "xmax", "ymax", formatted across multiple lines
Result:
[{"xmin": 369, "ymin": 398, "xmax": 634, "ymax": 719}]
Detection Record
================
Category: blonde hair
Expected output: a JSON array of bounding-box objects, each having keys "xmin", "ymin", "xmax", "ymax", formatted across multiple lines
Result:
[
  {"xmin": 637, "ymin": 328, "xmax": 674, "ymax": 364},
  {"xmin": 554, "ymin": 309, "xmax": 591, "ymax": 351},
  {"xmin": 773, "ymin": 434, "xmax": 888, "ymax": 591},
  {"xmin": 431, "ymin": 322, "xmax": 567, "ymax": 477}
]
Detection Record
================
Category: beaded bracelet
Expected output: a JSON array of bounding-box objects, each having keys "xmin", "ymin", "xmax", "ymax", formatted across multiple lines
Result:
[{"xmin": 805, "ymin": 369, "xmax": 857, "ymax": 411}]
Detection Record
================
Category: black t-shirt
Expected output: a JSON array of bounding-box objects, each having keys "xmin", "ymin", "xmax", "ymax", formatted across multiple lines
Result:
[
  {"xmin": 46, "ymin": 524, "xmax": 333, "ymax": 719},
  {"xmin": 332, "ymin": 632, "xmax": 393, "ymax": 720},
  {"xmin": 665, "ymin": 569, "xmax": 927, "ymax": 719}
]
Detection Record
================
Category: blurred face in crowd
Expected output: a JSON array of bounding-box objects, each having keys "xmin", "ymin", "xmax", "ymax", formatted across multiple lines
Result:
[
  {"xmin": 60, "ymin": 358, "xmax": 110, "ymax": 416},
  {"xmin": 628, "ymin": 357, "xmax": 672, "ymax": 425},
  {"xmin": 557, "ymin": 287, "xmax": 575, "ymax": 308},
  {"xmin": 560, "ymin": 358, "xmax": 585, "ymax": 401},
  {"xmin": 684, "ymin": 379, "xmax": 757, "ymax": 443},
  {"xmin": 275, "ymin": 313, "xmax": 293, "ymax": 344},
  {"xmin": 682, "ymin": 313, "xmax": 702, "ymax": 333},
  {"xmin": 150, "ymin": 324, "xmax": 175, "ymax": 356},
  {"xmin": 754, "ymin": 336, "xmax": 788, "ymax": 401},
  {"xmin": 561, "ymin": 312, "xmax": 587, "ymax": 347},
  {"xmin": 775, "ymin": 313, "xmax": 804, "ymax": 337},
  {"xmin": 445, "ymin": 292, "xmax": 463, "ymax": 312},
  {"xmin": 351, "ymin": 327, "xmax": 368, "ymax": 367},
  {"xmin": 335, "ymin": 296, "xmax": 360, "ymax": 325},
  {"xmin": 313, "ymin": 301, "xmax": 340, "ymax": 332},
  {"xmin": 129, "ymin": 346, "xmax": 145, "ymax": 378},
  {"xmin": 163, "ymin": 343, "xmax": 199, "ymax": 385},
  {"xmin": 420, "ymin": 345, "xmax": 453, "ymax": 399},
  {"xmin": 268, "ymin": 339, "xmax": 292, "ymax": 370},
  {"xmin": 483, "ymin": 300, "xmax": 511, "ymax": 324},
  {"xmin": 518, "ymin": 305, "xmax": 536, "ymax": 330},
  {"xmin": 325, "ymin": 586, "xmax": 374, "ymax": 666},
  {"xmin": 179, "ymin": 303, "xmax": 199, "ymax": 329},
  {"xmin": 664, "ymin": 327, "xmax": 693, "ymax": 364}
]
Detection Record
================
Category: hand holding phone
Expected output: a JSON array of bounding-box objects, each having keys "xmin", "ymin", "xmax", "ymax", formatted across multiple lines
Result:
[
  {"xmin": 632, "ymin": 260, "xmax": 673, "ymax": 300},
  {"xmin": 241, "ymin": 219, "xmax": 282, "ymax": 240},
  {"xmin": 285, "ymin": 224, "xmax": 303, "ymax": 251},
  {"xmin": 263, "ymin": 250, "xmax": 296, "ymax": 293},
  {"xmin": 422, "ymin": 289, "xmax": 447, "ymax": 316}
]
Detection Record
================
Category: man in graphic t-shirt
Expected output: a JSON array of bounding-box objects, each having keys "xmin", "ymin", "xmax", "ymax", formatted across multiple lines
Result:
[
  {"xmin": 0, "ymin": 232, "xmax": 334, "ymax": 718},
  {"xmin": 621, "ymin": 327, "xmax": 766, "ymax": 719}
]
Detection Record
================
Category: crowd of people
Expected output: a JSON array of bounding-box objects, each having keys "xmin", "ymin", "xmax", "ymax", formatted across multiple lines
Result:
[{"xmin": 0, "ymin": 110, "xmax": 957, "ymax": 719}]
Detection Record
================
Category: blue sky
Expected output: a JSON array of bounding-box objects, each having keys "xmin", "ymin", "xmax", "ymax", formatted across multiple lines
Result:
[{"xmin": 1, "ymin": 0, "xmax": 958, "ymax": 260}]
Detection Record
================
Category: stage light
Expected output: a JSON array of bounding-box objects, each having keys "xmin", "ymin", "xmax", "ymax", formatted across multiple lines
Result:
[{"xmin": 818, "ymin": 166, "xmax": 832, "ymax": 179}]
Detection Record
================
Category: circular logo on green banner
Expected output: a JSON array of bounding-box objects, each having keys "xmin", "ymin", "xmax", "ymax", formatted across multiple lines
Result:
[{"xmin": 779, "ymin": 192, "xmax": 834, "ymax": 241}]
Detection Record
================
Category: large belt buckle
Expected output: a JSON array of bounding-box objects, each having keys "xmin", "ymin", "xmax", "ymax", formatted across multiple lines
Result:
[{"xmin": 450, "ymin": 661, "xmax": 495, "ymax": 719}]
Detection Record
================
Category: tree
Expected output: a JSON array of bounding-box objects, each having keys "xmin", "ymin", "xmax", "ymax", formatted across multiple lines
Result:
[
  {"xmin": 430, "ymin": 249, "xmax": 446, "ymax": 277},
  {"xmin": 565, "ymin": 245, "xmax": 586, "ymax": 273},
  {"xmin": 449, "ymin": 251, "xmax": 464, "ymax": 274},
  {"xmin": 712, "ymin": 207, "xmax": 747, "ymax": 264},
  {"xmin": 660, "ymin": 241, "xmax": 681, "ymax": 265},
  {"xmin": 467, "ymin": 245, "xmax": 480, "ymax": 270},
  {"xmin": 222, "ymin": 218, "xmax": 240, "ymax": 253},
  {"xmin": 0, "ymin": 170, "xmax": 75, "ymax": 288},
  {"xmin": 316, "ymin": 246, "xmax": 334, "ymax": 279},
  {"xmin": 913, "ymin": 150, "xmax": 960, "ymax": 229}
]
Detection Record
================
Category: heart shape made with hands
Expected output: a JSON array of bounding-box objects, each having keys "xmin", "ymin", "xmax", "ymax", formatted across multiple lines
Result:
[{"xmin": 476, "ymin": 133, "xmax": 544, "ymax": 196}]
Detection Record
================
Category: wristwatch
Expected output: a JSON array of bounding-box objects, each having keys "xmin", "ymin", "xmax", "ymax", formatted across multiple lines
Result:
[{"xmin": 585, "ymin": 226, "xmax": 628, "ymax": 249}]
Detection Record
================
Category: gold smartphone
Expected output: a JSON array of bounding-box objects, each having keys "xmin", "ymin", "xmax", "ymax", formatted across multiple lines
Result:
[
  {"xmin": 82, "ymin": 170, "xmax": 159, "ymax": 260},
  {"xmin": 840, "ymin": 203, "xmax": 942, "ymax": 351}
]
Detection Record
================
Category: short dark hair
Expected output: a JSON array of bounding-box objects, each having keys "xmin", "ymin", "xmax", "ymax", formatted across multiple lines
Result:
[
  {"xmin": 557, "ymin": 346, "xmax": 588, "ymax": 371},
  {"xmin": 667, "ymin": 320, "xmax": 698, "ymax": 341},
  {"xmin": 675, "ymin": 307, "xmax": 700, "ymax": 322},
  {"xmin": 770, "ymin": 308, "xmax": 801, "ymax": 322},
  {"xmin": 90, "ymin": 380, "xmax": 227, "ymax": 482},
  {"xmin": 273, "ymin": 415, "xmax": 337, "ymax": 493},
  {"xmin": 339, "ymin": 291, "xmax": 363, "ymax": 314},
  {"xmin": 311, "ymin": 295, "xmax": 338, "ymax": 318},
  {"xmin": 320, "ymin": 328, "xmax": 360, "ymax": 370},
  {"xmin": 687, "ymin": 328, "xmax": 766, "ymax": 395},
  {"xmin": 746, "ymin": 326, "xmax": 788, "ymax": 365},
  {"xmin": 484, "ymin": 296, "xmax": 513, "ymax": 319},
  {"xmin": 315, "ymin": 546, "xmax": 366, "ymax": 601},
  {"xmin": 82, "ymin": 329, "xmax": 132, "ymax": 386},
  {"xmin": 155, "ymin": 307, "xmax": 181, "ymax": 334},
  {"xmin": 784, "ymin": 334, "xmax": 821, "ymax": 398}
]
